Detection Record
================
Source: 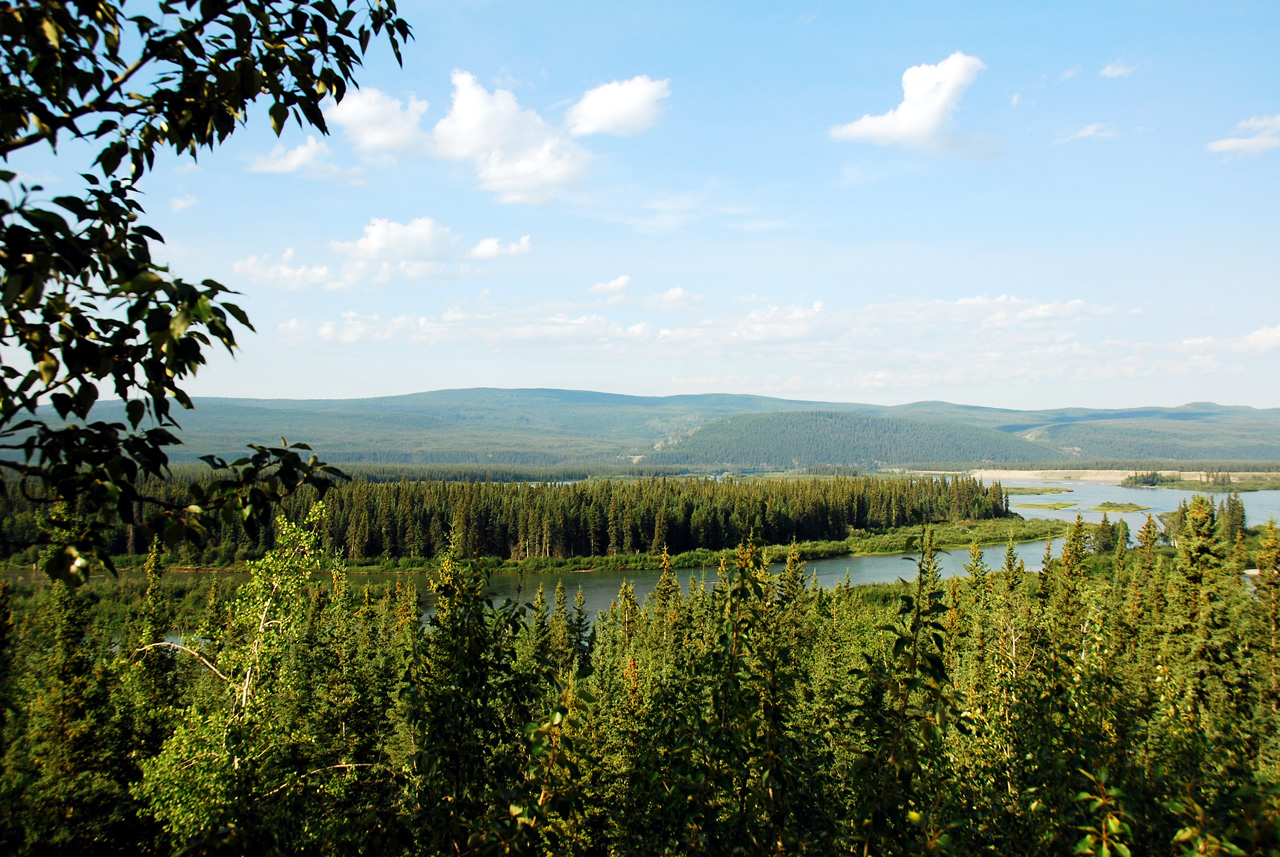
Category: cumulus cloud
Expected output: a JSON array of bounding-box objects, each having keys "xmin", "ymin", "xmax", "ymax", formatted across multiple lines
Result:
[
  {"xmin": 277, "ymin": 318, "xmax": 310, "ymax": 342},
  {"xmin": 1099, "ymin": 60, "xmax": 1137, "ymax": 79},
  {"xmin": 329, "ymin": 216, "xmax": 458, "ymax": 284},
  {"xmin": 314, "ymin": 73, "xmax": 667, "ymax": 202},
  {"xmin": 1183, "ymin": 323, "xmax": 1280, "ymax": 355},
  {"xmin": 247, "ymin": 135, "xmax": 354, "ymax": 179},
  {"xmin": 233, "ymin": 248, "xmax": 332, "ymax": 290},
  {"xmin": 1057, "ymin": 123, "xmax": 1117, "ymax": 143},
  {"xmin": 169, "ymin": 194, "xmax": 197, "ymax": 212},
  {"xmin": 829, "ymin": 51, "xmax": 989, "ymax": 154},
  {"xmin": 646, "ymin": 287, "xmax": 703, "ymax": 310},
  {"xmin": 236, "ymin": 217, "xmax": 531, "ymax": 291},
  {"xmin": 590, "ymin": 275, "xmax": 631, "ymax": 304},
  {"xmin": 468, "ymin": 235, "xmax": 532, "ymax": 259},
  {"xmin": 326, "ymin": 90, "xmax": 431, "ymax": 161},
  {"xmin": 1207, "ymin": 115, "xmax": 1280, "ymax": 158},
  {"xmin": 431, "ymin": 70, "xmax": 592, "ymax": 203},
  {"xmin": 567, "ymin": 75, "xmax": 671, "ymax": 137}
]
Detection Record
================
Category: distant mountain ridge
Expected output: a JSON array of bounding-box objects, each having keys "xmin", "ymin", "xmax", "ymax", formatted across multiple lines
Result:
[{"xmin": 69, "ymin": 388, "xmax": 1280, "ymax": 469}]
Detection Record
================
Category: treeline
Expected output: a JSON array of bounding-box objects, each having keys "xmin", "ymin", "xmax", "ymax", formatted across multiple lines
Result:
[
  {"xmin": 1, "ymin": 474, "xmax": 1011, "ymax": 568},
  {"xmin": 3, "ymin": 497, "xmax": 1280, "ymax": 854},
  {"xmin": 991, "ymin": 460, "xmax": 1280, "ymax": 472}
]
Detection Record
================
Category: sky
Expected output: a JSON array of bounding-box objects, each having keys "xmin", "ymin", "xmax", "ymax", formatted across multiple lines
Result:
[{"xmin": 15, "ymin": 1, "xmax": 1280, "ymax": 409}]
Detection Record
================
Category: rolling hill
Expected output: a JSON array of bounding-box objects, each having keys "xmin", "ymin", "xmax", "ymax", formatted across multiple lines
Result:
[
  {"xmin": 642, "ymin": 411, "xmax": 1059, "ymax": 469},
  {"xmin": 36, "ymin": 389, "xmax": 1280, "ymax": 470}
]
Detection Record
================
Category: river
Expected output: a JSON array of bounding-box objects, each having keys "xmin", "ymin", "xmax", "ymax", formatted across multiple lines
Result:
[{"xmin": 473, "ymin": 478, "xmax": 1280, "ymax": 615}]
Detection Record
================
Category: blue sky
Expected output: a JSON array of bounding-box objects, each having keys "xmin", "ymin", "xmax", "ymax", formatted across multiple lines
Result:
[{"xmin": 19, "ymin": 1, "xmax": 1280, "ymax": 409}]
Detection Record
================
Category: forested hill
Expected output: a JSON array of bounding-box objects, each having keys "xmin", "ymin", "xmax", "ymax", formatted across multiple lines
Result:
[
  {"xmin": 643, "ymin": 411, "xmax": 1054, "ymax": 468},
  {"xmin": 64, "ymin": 389, "xmax": 1280, "ymax": 467}
]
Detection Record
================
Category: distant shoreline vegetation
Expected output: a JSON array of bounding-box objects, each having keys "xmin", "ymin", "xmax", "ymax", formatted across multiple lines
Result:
[{"xmin": 1120, "ymin": 470, "xmax": 1280, "ymax": 492}]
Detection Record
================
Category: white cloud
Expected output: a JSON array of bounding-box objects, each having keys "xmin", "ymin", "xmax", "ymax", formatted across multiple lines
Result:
[
  {"xmin": 1010, "ymin": 93, "xmax": 1023, "ymax": 107},
  {"xmin": 329, "ymin": 216, "xmax": 458, "ymax": 286},
  {"xmin": 567, "ymin": 75, "xmax": 671, "ymax": 137},
  {"xmin": 468, "ymin": 235, "xmax": 532, "ymax": 259},
  {"xmin": 431, "ymin": 70, "xmax": 592, "ymax": 203},
  {"xmin": 1207, "ymin": 115, "xmax": 1280, "ymax": 158},
  {"xmin": 325, "ymin": 90, "xmax": 430, "ymax": 161},
  {"xmin": 830, "ymin": 51, "xmax": 988, "ymax": 153},
  {"xmin": 1057, "ymin": 123, "xmax": 1117, "ymax": 143},
  {"xmin": 233, "ymin": 248, "xmax": 332, "ymax": 290},
  {"xmin": 317, "ymin": 311, "xmax": 419, "ymax": 344},
  {"xmin": 1060, "ymin": 67, "xmax": 1081, "ymax": 80},
  {"xmin": 1242, "ymin": 324, "xmax": 1280, "ymax": 353},
  {"xmin": 659, "ymin": 302, "xmax": 826, "ymax": 347},
  {"xmin": 864, "ymin": 294, "xmax": 1114, "ymax": 329},
  {"xmin": 1183, "ymin": 323, "xmax": 1280, "ymax": 355},
  {"xmin": 307, "ymin": 305, "xmax": 654, "ymax": 350},
  {"xmin": 590, "ymin": 275, "xmax": 631, "ymax": 304},
  {"xmin": 315, "ymin": 73, "xmax": 665, "ymax": 202},
  {"xmin": 277, "ymin": 318, "xmax": 310, "ymax": 342},
  {"xmin": 1099, "ymin": 60, "xmax": 1137, "ymax": 79},
  {"xmin": 169, "ymin": 194, "xmax": 197, "ymax": 212},
  {"xmin": 646, "ymin": 286, "xmax": 703, "ymax": 310},
  {"xmin": 331, "ymin": 216, "xmax": 455, "ymax": 260},
  {"xmin": 250, "ymin": 135, "xmax": 335, "ymax": 173},
  {"xmin": 236, "ymin": 216, "xmax": 532, "ymax": 292}
]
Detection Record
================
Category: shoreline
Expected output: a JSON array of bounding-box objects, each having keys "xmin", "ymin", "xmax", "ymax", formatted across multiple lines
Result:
[{"xmin": 964, "ymin": 468, "xmax": 1267, "ymax": 485}]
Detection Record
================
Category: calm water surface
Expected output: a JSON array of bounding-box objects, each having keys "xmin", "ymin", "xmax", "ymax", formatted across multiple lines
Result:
[{"xmin": 476, "ymin": 479, "xmax": 1280, "ymax": 615}]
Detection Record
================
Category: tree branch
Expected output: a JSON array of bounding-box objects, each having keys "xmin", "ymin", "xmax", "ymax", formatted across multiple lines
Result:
[{"xmin": 136, "ymin": 641, "xmax": 232, "ymax": 683}]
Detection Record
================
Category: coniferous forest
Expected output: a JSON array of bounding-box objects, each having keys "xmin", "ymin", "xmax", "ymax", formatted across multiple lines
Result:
[
  {"xmin": 2, "ymin": 493, "xmax": 1280, "ymax": 855},
  {"xmin": 1, "ymin": 473, "xmax": 1012, "ymax": 567}
]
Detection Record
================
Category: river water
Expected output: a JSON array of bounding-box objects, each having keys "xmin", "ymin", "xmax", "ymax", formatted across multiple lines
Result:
[{"xmin": 473, "ymin": 478, "xmax": 1280, "ymax": 615}]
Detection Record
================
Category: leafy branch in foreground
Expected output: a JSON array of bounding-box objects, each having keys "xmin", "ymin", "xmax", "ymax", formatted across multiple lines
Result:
[{"xmin": 0, "ymin": 0, "xmax": 411, "ymax": 582}]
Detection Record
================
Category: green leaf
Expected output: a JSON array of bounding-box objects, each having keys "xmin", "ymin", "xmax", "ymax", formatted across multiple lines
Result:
[{"xmin": 269, "ymin": 102, "xmax": 289, "ymax": 135}]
